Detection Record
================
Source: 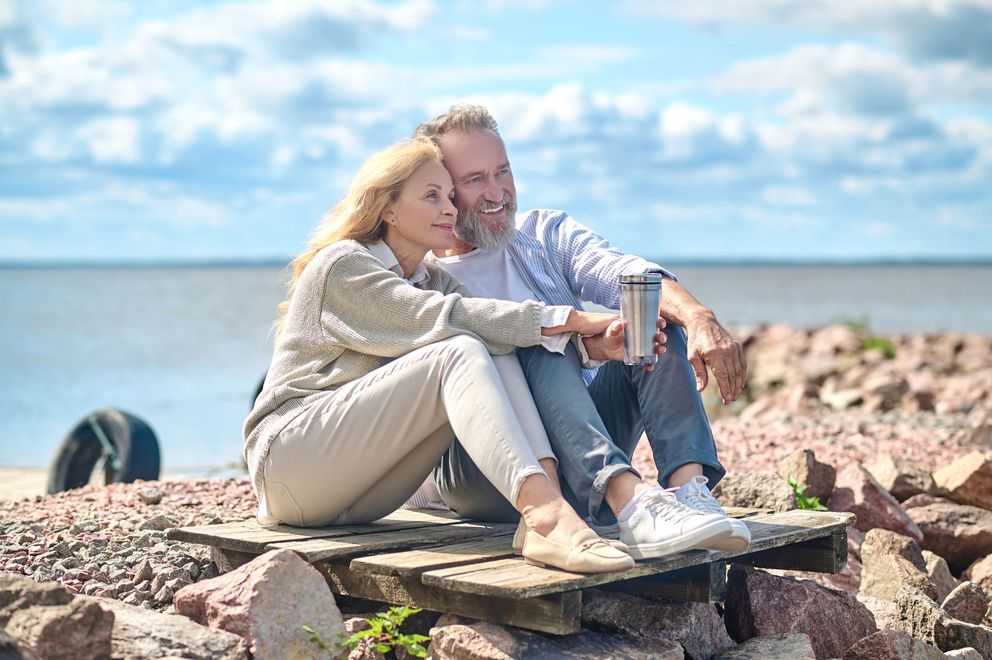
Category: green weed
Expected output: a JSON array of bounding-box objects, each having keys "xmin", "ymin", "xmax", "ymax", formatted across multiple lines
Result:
[
  {"xmin": 860, "ymin": 335, "xmax": 897, "ymax": 359},
  {"xmin": 305, "ymin": 605, "xmax": 430, "ymax": 658},
  {"xmin": 787, "ymin": 476, "xmax": 828, "ymax": 511}
]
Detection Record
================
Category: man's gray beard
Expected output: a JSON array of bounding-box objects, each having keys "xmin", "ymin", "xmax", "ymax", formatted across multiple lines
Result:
[{"xmin": 454, "ymin": 197, "xmax": 517, "ymax": 251}]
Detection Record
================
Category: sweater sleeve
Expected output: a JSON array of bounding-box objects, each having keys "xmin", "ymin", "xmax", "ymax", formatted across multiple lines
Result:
[{"xmin": 319, "ymin": 249, "xmax": 544, "ymax": 356}]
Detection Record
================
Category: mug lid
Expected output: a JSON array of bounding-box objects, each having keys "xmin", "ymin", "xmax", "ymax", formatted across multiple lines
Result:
[{"xmin": 619, "ymin": 273, "xmax": 663, "ymax": 284}]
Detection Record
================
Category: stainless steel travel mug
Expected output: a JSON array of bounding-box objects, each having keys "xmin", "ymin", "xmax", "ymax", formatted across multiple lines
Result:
[{"xmin": 619, "ymin": 273, "xmax": 662, "ymax": 366}]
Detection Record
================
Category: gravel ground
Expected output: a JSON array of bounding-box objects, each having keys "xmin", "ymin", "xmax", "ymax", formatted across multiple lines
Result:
[{"xmin": 0, "ymin": 478, "xmax": 256, "ymax": 611}]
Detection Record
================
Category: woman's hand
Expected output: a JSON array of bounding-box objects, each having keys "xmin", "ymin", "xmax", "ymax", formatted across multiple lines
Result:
[
  {"xmin": 582, "ymin": 317, "xmax": 668, "ymax": 370},
  {"xmin": 541, "ymin": 310, "xmax": 619, "ymax": 336}
]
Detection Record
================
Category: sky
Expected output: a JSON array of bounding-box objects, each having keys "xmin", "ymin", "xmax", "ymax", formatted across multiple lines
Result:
[{"xmin": 1, "ymin": 0, "xmax": 990, "ymax": 263}]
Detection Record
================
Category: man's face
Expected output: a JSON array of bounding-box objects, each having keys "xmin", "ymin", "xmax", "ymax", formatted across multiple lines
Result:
[{"xmin": 437, "ymin": 129, "xmax": 517, "ymax": 250}]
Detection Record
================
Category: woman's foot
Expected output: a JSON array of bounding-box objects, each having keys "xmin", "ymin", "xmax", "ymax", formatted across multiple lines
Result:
[{"xmin": 521, "ymin": 528, "xmax": 634, "ymax": 574}]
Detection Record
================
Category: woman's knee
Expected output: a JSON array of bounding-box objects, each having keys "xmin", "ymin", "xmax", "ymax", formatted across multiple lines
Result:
[{"xmin": 436, "ymin": 334, "xmax": 491, "ymax": 366}]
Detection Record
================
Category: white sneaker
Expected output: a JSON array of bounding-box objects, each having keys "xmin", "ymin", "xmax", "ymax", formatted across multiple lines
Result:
[
  {"xmin": 675, "ymin": 475, "xmax": 751, "ymax": 552},
  {"xmin": 618, "ymin": 487, "xmax": 735, "ymax": 560}
]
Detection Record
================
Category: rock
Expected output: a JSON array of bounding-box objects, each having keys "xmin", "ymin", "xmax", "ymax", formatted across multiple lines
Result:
[
  {"xmin": 860, "ymin": 529, "xmax": 938, "ymax": 601},
  {"xmin": 858, "ymin": 595, "xmax": 901, "ymax": 630},
  {"xmin": 174, "ymin": 548, "xmax": 343, "ymax": 659},
  {"xmin": 933, "ymin": 452, "xmax": 992, "ymax": 511},
  {"xmin": 581, "ymin": 590, "xmax": 733, "ymax": 658},
  {"xmin": 778, "ymin": 449, "xmax": 837, "ymax": 503},
  {"xmin": 712, "ymin": 472, "xmax": 797, "ymax": 512},
  {"xmin": 725, "ymin": 565, "xmax": 876, "ymax": 659},
  {"xmin": 963, "ymin": 555, "xmax": 992, "ymax": 591},
  {"xmin": 713, "ymin": 633, "xmax": 815, "ymax": 659},
  {"xmin": 830, "ymin": 464, "xmax": 924, "ymax": 541},
  {"xmin": 865, "ymin": 454, "xmax": 937, "ymax": 502},
  {"xmin": 843, "ymin": 629, "xmax": 944, "ymax": 659},
  {"xmin": 924, "ymin": 551, "xmax": 959, "ymax": 603},
  {"xmin": 0, "ymin": 630, "xmax": 40, "ymax": 660},
  {"xmin": 82, "ymin": 596, "xmax": 248, "ymax": 659},
  {"xmin": 822, "ymin": 385, "xmax": 864, "ymax": 411},
  {"xmin": 895, "ymin": 586, "xmax": 992, "ymax": 657},
  {"xmin": 0, "ymin": 574, "xmax": 75, "ymax": 627},
  {"xmin": 862, "ymin": 374, "xmax": 910, "ymax": 412},
  {"xmin": 137, "ymin": 488, "xmax": 164, "ymax": 506},
  {"xmin": 907, "ymin": 501, "xmax": 992, "ymax": 574},
  {"xmin": 5, "ymin": 598, "xmax": 114, "ymax": 660},
  {"xmin": 428, "ymin": 614, "xmax": 683, "ymax": 660},
  {"xmin": 942, "ymin": 582, "xmax": 990, "ymax": 625},
  {"xmin": 137, "ymin": 515, "xmax": 176, "ymax": 531},
  {"xmin": 904, "ymin": 493, "xmax": 944, "ymax": 510},
  {"xmin": 944, "ymin": 648, "xmax": 984, "ymax": 659},
  {"xmin": 132, "ymin": 559, "xmax": 152, "ymax": 585}
]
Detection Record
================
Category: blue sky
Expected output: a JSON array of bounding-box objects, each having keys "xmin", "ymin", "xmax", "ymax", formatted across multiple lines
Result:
[{"xmin": 1, "ymin": 0, "xmax": 990, "ymax": 263}]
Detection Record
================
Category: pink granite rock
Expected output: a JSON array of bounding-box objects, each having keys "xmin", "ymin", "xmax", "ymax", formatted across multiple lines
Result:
[
  {"xmin": 842, "ymin": 629, "xmax": 943, "ymax": 660},
  {"xmin": 895, "ymin": 586, "xmax": 992, "ymax": 657},
  {"xmin": 778, "ymin": 449, "xmax": 837, "ymax": 503},
  {"xmin": 581, "ymin": 590, "xmax": 734, "ymax": 659},
  {"xmin": 907, "ymin": 501, "xmax": 992, "ymax": 574},
  {"xmin": 830, "ymin": 464, "xmax": 923, "ymax": 541},
  {"xmin": 174, "ymin": 548, "xmax": 343, "ymax": 659},
  {"xmin": 902, "ymin": 493, "xmax": 945, "ymax": 510},
  {"xmin": 941, "ymin": 582, "xmax": 990, "ymax": 625},
  {"xmin": 864, "ymin": 454, "xmax": 936, "ymax": 502},
  {"xmin": 923, "ymin": 550, "xmax": 959, "ymax": 603},
  {"xmin": 5, "ymin": 598, "xmax": 114, "ymax": 660},
  {"xmin": 933, "ymin": 451, "xmax": 992, "ymax": 511},
  {"xmin": 714, "ymin": 633, "xmax": 815, "ymax": 659},
  {"xmin": 963, "ymin": 554, "xmax": 992, "ymax": 591},
  {"xmin": 725, "ymin": 565, "xmax": 876, "ymax": 659},
  {"xmin": 859, "ymin": 529, "xmax": 938, "ymax": 601},
  {"xmin": 712, "ymin": 472, "xmax": 797, "ymax": 512}
]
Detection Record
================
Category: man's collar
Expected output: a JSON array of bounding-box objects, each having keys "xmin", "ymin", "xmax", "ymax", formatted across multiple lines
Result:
[{"xmin": 366, "ymin": 241, "xmax": 429, "ymax": 285}]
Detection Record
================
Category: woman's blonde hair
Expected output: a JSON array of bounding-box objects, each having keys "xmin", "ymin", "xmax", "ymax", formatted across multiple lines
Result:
[{"xmin": 274, "ymin": 138, "xmax": 443, "ymax": 343}]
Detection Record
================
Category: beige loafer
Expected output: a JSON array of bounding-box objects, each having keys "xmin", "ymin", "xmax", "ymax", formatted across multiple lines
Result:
[
  {"xmin": 511, "ymin": 519, "xmax": 628, "ymax": 555},
  {"xmin": 522, "ymin": 528, "xmax": 635, "ymax": 574}
]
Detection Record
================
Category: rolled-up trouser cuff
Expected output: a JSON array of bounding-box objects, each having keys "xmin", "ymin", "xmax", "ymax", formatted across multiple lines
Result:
[
  {"xmin": 509, "ymin": 465, "xmax": 548, "ymax": 509},
  {"xmin": 590, "ymin": 463, "xmax": 641, "ymax": 525}
]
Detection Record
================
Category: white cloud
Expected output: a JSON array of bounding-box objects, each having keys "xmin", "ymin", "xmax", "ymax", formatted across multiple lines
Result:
[{"xmin": 75, "ymin": 116, "xmax": 141, "ymax": 163}]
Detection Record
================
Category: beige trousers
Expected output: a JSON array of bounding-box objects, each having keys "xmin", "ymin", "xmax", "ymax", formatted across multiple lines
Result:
[{"xmin": 257, "ymin": 335, "xmax": 555, "ymax": 527}]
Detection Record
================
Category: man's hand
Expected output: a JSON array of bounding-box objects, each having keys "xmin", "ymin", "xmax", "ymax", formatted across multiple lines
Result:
[
  {"xmin": 685, "ymin": 312, "xmax": 746, "ymax": 404},
  {"xmin": 583, "ymin": 318, "xmax": 667, "ymax": 371}
]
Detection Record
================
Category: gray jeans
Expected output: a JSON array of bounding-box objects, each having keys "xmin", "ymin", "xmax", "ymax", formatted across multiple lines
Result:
[{"xmin": 434, "ymin": 324, "xmax": 725, "ymax": 525}]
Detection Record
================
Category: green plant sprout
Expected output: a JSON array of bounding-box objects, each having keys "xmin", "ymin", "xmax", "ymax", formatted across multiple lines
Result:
[
  {"xmin": 305, "ymin": 605, "xmax": 430, "ymax": 658},
  {"xmin": 787, "ymin": 476, "xmax": 828, "ymax": 511},
  {"xmin": 860, "ymin": 335, "xmax": 897, "ymax": 359}
]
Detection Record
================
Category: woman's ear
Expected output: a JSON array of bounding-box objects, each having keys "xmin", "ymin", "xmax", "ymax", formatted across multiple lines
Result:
[{"xmin": 381, "ymin": 205, "xmax": 396, "ymax": 226}]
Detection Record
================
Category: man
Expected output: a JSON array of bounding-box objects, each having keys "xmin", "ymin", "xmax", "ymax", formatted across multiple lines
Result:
[{"xmin": 411, "ymin": 104, "xmax": 750, "ymax": 559}]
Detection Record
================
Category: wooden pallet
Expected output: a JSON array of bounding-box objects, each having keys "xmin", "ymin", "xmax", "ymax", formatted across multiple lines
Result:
[{"xmin": 168, "ymin": 507, "xmax": 854, "ymax": 635}]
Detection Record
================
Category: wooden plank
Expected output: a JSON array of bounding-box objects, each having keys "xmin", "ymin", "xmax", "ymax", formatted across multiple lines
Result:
[
  {"xmin": 211, "ymin": 547, "xmax": 259, "ymax": 573},
  {"xmin": 732, "ymin": 528, "xmax": 847, "ymax": 573},
  {"xmin": 167, "ymin": 509, "xmax": 467, "ymax": 553},
  {"xmin": 267, "ymin": 522, "xmax": 514, "ymax": 563},
  {"xmin": 422, "ymin": 509, "xmax": 853, "ymax": 599},
  {"xmin": 350, "ymin": 535, "xmax": 515, "ymax": 577},
  {"xmin": 314, "ymin": 559, "xmax": 580, "ymax": 635},
  {"xmin": 598, "ymin": 561, "xmax": 727, "ymax": 603}
]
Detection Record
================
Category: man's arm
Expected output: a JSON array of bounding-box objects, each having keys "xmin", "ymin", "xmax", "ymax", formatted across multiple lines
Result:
[{"xmin": 657, "ymin": 279, "xmax": 746, "ymax": 404}]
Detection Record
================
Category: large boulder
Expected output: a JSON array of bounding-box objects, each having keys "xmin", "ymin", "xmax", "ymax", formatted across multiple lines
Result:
[
  {"xmin": 861, "ymin": 374, "xmax": 910, "ymax": 413},
  {"xmin": 924, "ymin": 550, "xmax": 959, "ymax": 603},
  {"xmin": 942, "ymin": 582, "xmax": 990, "ymax": 626},
  {"xmin": 964, "ymin": 555, "xmax": 992, "ymax": 591},
  {"xmin": 895, "ymin": 586, "xmax": 992, "ymax": 657},
  {"xmin": 725, "ymin": 565, "xmax": 876, "ymax": 659},
  {"xmin": 0, "ymin": 630, "xmax": 39, "ymax": 660},
  {"xmin": 428, "ymin": 614, "xmax": 683, "ymax": 659},
  {"xmin": 842, "ymin": 629, "xmax": 943, "ymax": 660},
  {"xmin": 81, "ymin": 597, "xmax": 248, "ymax": 659},
  {"xmin": 712, "ymin": 472, "xmax": 797, "ymax": 512},
  {"xmin": 933, "ymin": 452, "xmax": 992, "ymax": 511},
  {"xmin": 4, "ymin": 598, "xmax": 114, "ymax": 660},
  {"xmin": 581, "ymin": 590, "xmax": 734, "ymax": 659},
  {"xmin": 830, "ymin": 464, "xmax": 923, "ymax": 541},
  {"xmin": 865, "ymin": 454, "xmax": 936, "ymax": 502},
  {"xmin": 857, "ymin": 595, "xmax": 900, "ymax": 630},
  {"xmin": 0, "ymin": 574, "xmax": 74, "ymax": 627},
  {"xmin": 859, "ymin": 529, "xmax": 938, "ymax": 601},
  {"xmin": 907, "ymin": 501, "xmax": 992, "ymax": 574},
  {"xmin": 713, "ymin": 633, "xmax": 815, "ymax": 659},
  {"xmin": 174, "ymin": 548, "xmax": 343, "ymax": 659},
  {"xmin": 777, "ymin": 449, "xmax": 836, "ymax": 503}
]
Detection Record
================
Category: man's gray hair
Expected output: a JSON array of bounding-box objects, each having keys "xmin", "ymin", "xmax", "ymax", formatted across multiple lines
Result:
[{"xmin": 413, "ymin": 104, "xmax": 501, "ymax": 143}]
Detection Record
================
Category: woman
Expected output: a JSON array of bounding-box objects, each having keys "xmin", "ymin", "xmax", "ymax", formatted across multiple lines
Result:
[{"xmin": 244, "ymin": 139, "xmax": 634, "ymax": 574}]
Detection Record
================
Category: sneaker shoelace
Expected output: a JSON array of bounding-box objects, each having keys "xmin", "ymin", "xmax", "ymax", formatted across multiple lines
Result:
[
  {"xmin": 641, "ymin": 491, "xmax": 701, "ymax": 524},
  {"xmin": 681, "ymin": 482, "xmax": 726, "ymax": 516}
]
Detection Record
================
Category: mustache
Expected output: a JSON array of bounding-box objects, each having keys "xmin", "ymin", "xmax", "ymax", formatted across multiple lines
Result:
[{"xmin": 476, "ymin": 194, "xmax": 513, "ymax": 212}]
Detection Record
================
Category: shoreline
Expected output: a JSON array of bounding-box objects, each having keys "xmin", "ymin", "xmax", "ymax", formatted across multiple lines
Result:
[{"xmin": 0, "ymin": 466, "xmax": 245, "ymax": 503}]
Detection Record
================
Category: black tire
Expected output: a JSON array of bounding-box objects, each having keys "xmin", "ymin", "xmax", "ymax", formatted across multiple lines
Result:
[{"xmin": 47, "ymin": 409, "xmax": 161, "ymax": 494}]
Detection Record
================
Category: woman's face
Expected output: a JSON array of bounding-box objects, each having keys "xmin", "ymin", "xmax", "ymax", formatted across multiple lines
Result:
[{"xmin": 383, "ymin": 160, "xmax": 457, "ymax": 253}]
